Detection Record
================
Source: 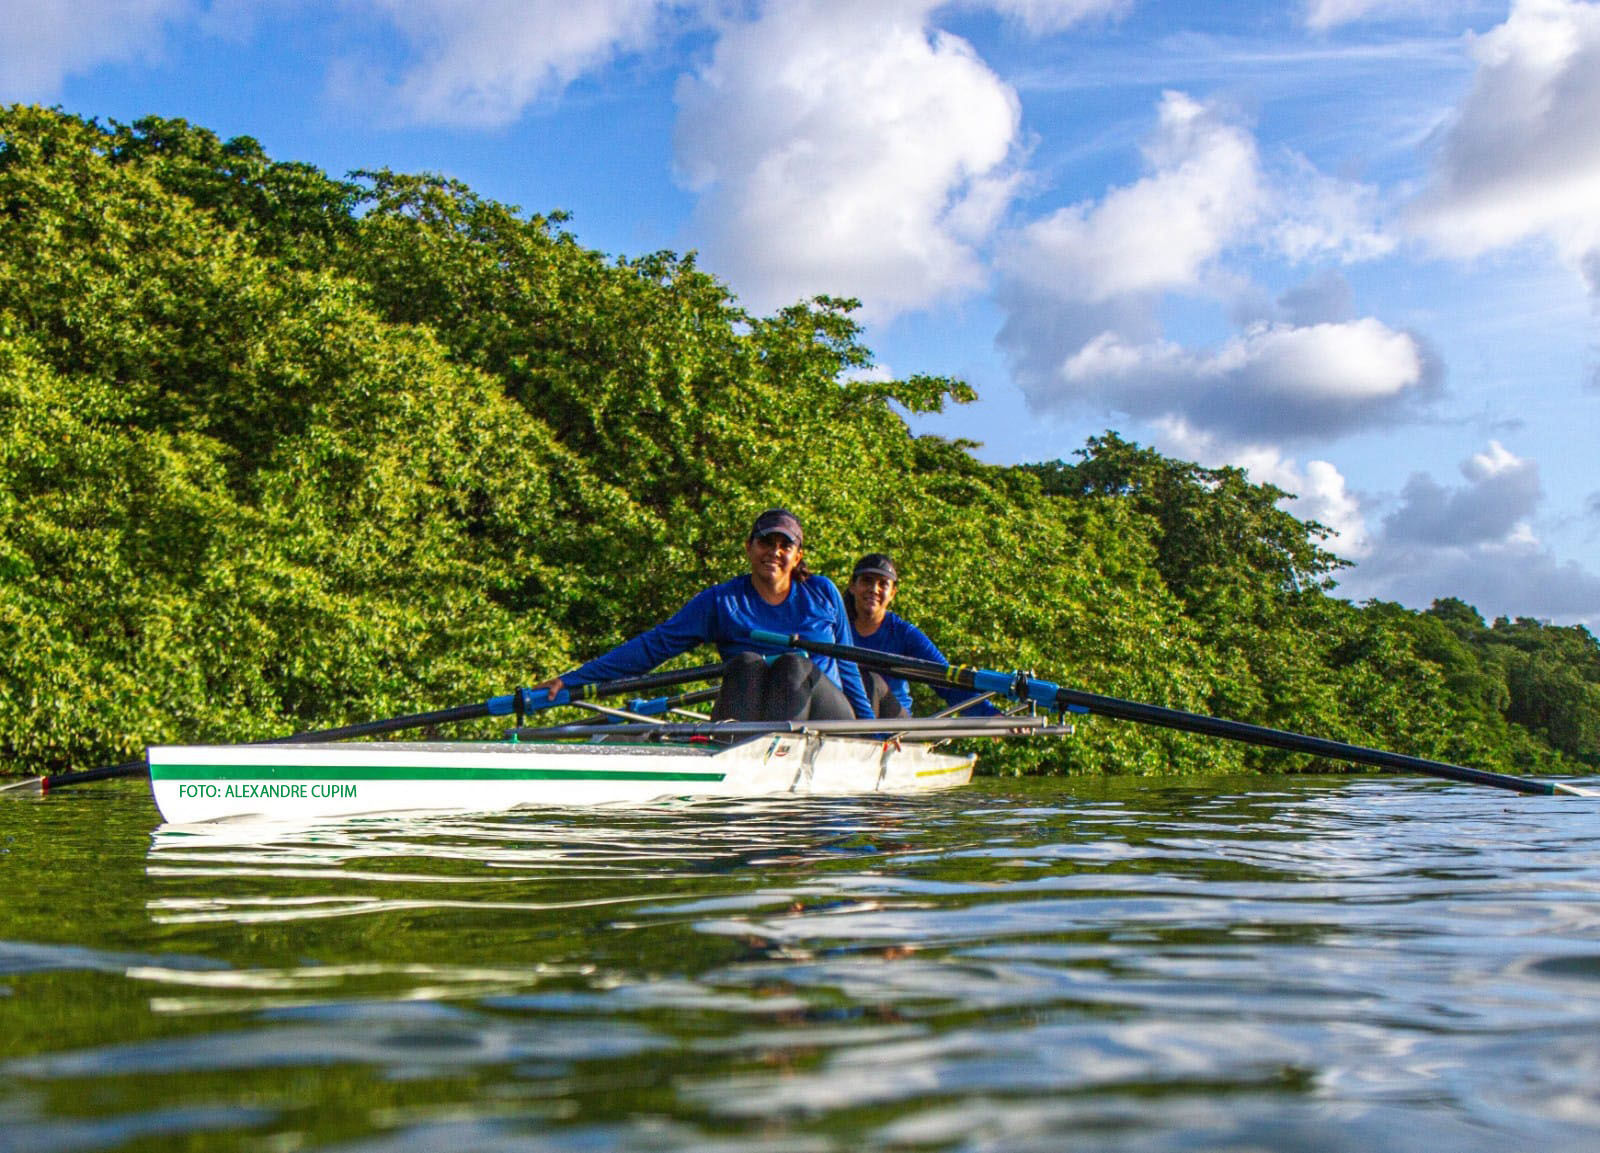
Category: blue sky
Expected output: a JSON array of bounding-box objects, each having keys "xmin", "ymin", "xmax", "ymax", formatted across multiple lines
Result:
[{"xmin": 5, "ymin": 0, "xmax": 1599, "ymax": 627}]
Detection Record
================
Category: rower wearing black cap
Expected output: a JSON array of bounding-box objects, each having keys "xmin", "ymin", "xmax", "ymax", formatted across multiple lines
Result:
[
  {"xmin": 534, "ymin": 509, "xmax": 873, "ymax": 721},
  {"xmin": 845, "ymin": 552, "xmax": 998, "ymax": 720}
]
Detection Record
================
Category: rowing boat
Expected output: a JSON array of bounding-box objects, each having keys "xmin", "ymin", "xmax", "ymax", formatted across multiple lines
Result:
[
  {"xmin": 18, "ymin": 628, "xmax": 1588, "ymax": 817},
  {"xmin": 146, "ymin": 720, "xmax": 1001, "ymax": 823}
]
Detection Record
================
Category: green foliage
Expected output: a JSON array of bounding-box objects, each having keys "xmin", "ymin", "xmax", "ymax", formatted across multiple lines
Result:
[
  {"xmin": 1, "ymin": 105, "xmax": 1595, "ymax": 780},
  {"xmin": 1420, "ymin": 601, "xmax": 1600, "ymax": 764}
]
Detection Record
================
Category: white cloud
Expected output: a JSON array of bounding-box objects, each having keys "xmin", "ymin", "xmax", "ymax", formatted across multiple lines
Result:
[
  {"xmin": 1337, "ymin": 442, "xmax": 1600, "ymax": 627},
  {"xmin": 356, "ymin": 0, "xmax": 676, "ymax": 127},
  {"xmin": 0, "ymin": 0, "xmax": 191, "ymax": 98},
  {"xmin": 1297, "ymin": 457, "xmax": 1370, "ymax": 555},
  {"xmin": 1408, "ymin": 0, "xmax": 1600, "ymax": 284},
  {"xmin": 674, "ymin": 0, "xmax": 1022, "ymax": 321},
  {"xmin": 1052, "ymin": 318, "xmax": 1430, "ymax": 443},
  {"xmin": 998, "ymin": 95, "xmax": 1394, "ymax": 305},
  {"xmin": 1002, "ymin": 92, "xmax": 1262, "ymax": 304},
  {"xmin": 1305, "ymin": 0, "xmax": 1385, "ymax": 28},
  {"xmin": 994, "ymin": 90, "xmax": 1421, "ymax": 446}
]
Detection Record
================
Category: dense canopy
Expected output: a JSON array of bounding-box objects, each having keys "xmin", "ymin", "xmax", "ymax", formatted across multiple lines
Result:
[{"xmin": 2, "ymin": 106, "xmax": 1595, "ymax": 778}]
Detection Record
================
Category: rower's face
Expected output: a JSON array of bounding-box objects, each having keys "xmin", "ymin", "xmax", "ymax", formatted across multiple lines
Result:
[
  {"xmin": 848, "ymin": 573, "xmax": 896, "ymax": 616},
  {"xmin": 746, "ymin": 532, "xmax": 801, "ymax": 582}
]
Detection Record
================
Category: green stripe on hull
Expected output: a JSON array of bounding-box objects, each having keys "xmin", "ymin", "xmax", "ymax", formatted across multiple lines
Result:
[{"xmin": 151, "ymin": 765, "xmax": 727, "ymax": 783}]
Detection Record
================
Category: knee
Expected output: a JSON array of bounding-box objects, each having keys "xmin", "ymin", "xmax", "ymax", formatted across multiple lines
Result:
[{"xmin": 769, "ymin": 652, "xmax": 814, "ymax": 683}]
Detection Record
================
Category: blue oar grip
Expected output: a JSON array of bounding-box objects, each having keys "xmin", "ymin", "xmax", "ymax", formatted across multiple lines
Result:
[
  {"xmin": 749, "ymin": 629, "xmax": 790, "ymax": 647},
  {"xmin": 1023, "ymin": 677, "xmax": 1063, "ymax": 707},
  {"xmin": 968, "ymin": 670, "xmax": 1014, "ymax": 696},
  {"xmin": 490, "ymin": 688, "xmax": 572, "ymax": 715}
]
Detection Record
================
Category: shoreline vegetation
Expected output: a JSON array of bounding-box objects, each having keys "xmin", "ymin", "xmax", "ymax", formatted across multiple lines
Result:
[{"xmin": 2, "ymin": 105, "xmax": 1597, "ymax": 779}]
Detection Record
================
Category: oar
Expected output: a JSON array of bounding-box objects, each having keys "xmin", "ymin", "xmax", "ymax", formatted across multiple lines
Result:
[
  {"xmin": 749, "ymin": 630, "xmax": 1595, "ymax": 797},
  {"xmin": 3, "ymin": 661, "xmax": 727, "ymax": 795},
  {"xmin": 7, "ymin": 695, "xmax": 511, "ymax": 793},
  {"xmin": 510, "ymin": 715, "xmax": 1050, "ymax": 741}
]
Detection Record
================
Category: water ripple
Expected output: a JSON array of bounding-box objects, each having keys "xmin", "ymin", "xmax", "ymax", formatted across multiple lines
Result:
[{"xmin": 1, "ymin": 774, "xmax": 1597, "ymax": 1151}]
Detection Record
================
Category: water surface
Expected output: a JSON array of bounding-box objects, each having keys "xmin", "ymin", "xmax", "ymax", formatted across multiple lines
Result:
[{"xmin": 2, "ymin": 773, "xmax": 1598, "ymax": 1151}]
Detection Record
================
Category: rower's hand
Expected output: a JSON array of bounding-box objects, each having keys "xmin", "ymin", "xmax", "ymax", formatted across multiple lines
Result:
[{"xmin": 531, "ymin": 677, "xmax": 565, "ymax": 700}]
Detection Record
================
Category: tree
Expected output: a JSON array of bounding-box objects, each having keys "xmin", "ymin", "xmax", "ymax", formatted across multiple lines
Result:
[{"xmin": 1, "ymin": 105, "xmax": 1592, "ymax": 779}]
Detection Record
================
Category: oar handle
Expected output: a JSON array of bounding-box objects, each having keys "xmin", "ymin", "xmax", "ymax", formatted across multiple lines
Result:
[
  {"xmin": 749, "ymin": 630, "xmax": 1592, "ymax": 797},
  {"xmin": 626, "ymin": 687, "xmax": 721, "ymax": 716}
]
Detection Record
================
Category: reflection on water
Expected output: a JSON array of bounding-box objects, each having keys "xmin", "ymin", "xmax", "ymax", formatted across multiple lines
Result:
[{"xmin": 2, "ymin": 776, "xmax": 1599, "ymax": 1151}]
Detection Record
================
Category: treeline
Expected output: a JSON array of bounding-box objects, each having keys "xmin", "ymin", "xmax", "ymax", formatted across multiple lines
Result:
[{"xmin": 1, "ymin": 105, "xmax": 1595, "ymax": 777}]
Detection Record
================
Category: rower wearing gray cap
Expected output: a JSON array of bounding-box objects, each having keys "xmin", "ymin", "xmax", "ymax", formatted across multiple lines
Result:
[
  {"xmin": 845, "ymin": 552, "xmax": 998, "ymax": 719},
  {"xmin": 534, "ymin": 509, "xmax": 873, "ymax": 721}
]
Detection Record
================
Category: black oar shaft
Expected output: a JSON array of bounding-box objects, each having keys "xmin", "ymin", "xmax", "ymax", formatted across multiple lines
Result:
[
  {"xmin": 749, "ymin": 630, "xmax": 1587, "ymax": 797},
  {"xmin": 280, "ymin": 699, "xmax": 494, "ymax": 743},
  {"xmin": 33, "ymin": 759, "xmax": 149, "ymax": 789},
  {"xmin": 31, "ymin": 662, "xmax": 729, "ymax": 793},
  {"xmin": 1047, "ymin": 685, "xmax": 1563, "ymax": 795},
  {"xmin": 553, "ymin": 661, "xmax": 727, "ymax": 704},
  {"xmin": 37, "ymin": 702, "xmax": 498, "ymax": 792}
]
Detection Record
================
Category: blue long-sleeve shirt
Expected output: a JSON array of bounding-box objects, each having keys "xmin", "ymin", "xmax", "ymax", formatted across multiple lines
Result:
[
  {"xmin": 849, "ymin": 612, "xmax": 1000, "ymax": 716},
  {"xmin": 562, "ymin": 574, "xmax": 874, "ymax": 718}
]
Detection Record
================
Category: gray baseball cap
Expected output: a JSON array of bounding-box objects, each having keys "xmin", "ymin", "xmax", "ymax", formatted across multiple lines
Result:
[
  {"xmin": 851, "ymin": 553, "xmax": 898, "ymax": 581},
  {"xmin": 750, "ymin": 508, "xmax": 803, "ymax": 545}
]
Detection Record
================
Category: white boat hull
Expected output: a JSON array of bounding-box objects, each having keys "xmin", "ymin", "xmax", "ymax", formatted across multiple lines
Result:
[{"xmin": 147, "ymin": 735, "xmax": 976, "ymax": 823}]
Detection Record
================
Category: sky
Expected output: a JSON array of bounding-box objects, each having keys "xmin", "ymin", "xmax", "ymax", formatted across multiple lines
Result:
[{"xmin": 4, "ymin": 0, "xmax": 1600, "ymax": 628}]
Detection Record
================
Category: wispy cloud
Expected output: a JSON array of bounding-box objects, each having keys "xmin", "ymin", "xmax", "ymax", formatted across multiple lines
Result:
[
  {"xmin": 1007, "ymin": 28, "xmax": 1471, "ymax": 93},
  {"xmin": 0, "ymin": 0, "xmax": 192, "ymax": 99},
  {"xmin": 973, "ymin": 0, "xmax": 1133, "ymax": 34},
  {"xmin": 1304, "ymin": 0, "xmax": 1466, "ymax": 32},
  {"xmin": 1270, "ymin": 154, "xmax": 1394, "ymax": 264},
  {"xmin": 349, "ymin": 0, "xmax": 683, "ymax": 128},
  {"xmin": 992, "ymin": 90, "xmax": 1421, "ymax": 447}
]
